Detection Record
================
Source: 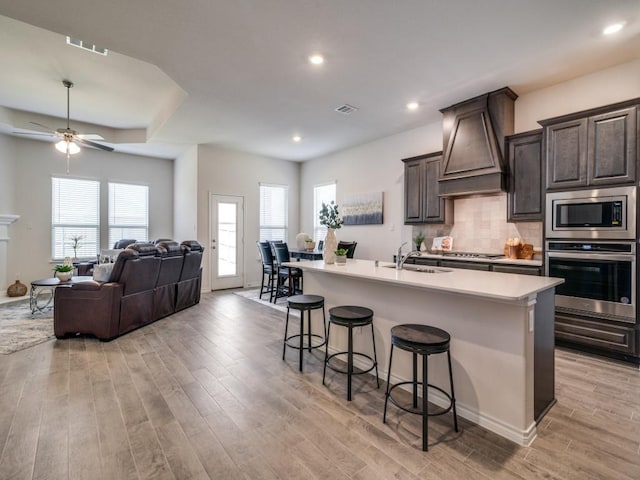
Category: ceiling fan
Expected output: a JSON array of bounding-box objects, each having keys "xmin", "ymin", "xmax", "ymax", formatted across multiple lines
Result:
[{"xmin": 16, "ymin": 79, "xmax": 114, "ymax": 172}]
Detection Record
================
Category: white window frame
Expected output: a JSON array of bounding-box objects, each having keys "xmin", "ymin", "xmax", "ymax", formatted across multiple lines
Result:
[
  {"xmin": 259, "ymin": 183, "xmax": 288, "ymax": 242},
  {"xmin": 51, "ymin": 177, "xmax": 100, "ymax": 260},
  {"xmin": 108, "ymin": 182, "xmax": 149, "ymax": 247},
  {"xmin": 313, "ymin": 182, "xmax": 337, "ymax": 242}
]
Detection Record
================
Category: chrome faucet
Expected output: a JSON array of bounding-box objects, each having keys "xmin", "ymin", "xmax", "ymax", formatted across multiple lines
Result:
[{"xmin": 396, "ymin": 242, "xmax": 422, "ymax": 270}]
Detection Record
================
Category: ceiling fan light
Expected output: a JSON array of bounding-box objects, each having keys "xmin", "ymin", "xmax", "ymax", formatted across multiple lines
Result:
[{"xmin": 55, "ymin": 139, "xmax": 80, "ymax": 155}]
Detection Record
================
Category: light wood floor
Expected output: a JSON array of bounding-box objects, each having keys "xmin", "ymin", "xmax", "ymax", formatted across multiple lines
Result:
[{"xmin": 0, "ymin": 291, "xmax": 639, "ymax": 480}]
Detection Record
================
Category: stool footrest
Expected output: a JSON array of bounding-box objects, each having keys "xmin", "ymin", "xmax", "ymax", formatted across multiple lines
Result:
[
  {"xmin": 325, "ymin": 351, "xmax": 377, "ymax": 376},
  {"xmin": 284, "ymin": 333, "xmax": 326, "ymax": 350},
  {"xmin": 386, "ymin": 381, "xmax": 455, "ymax": 417}
]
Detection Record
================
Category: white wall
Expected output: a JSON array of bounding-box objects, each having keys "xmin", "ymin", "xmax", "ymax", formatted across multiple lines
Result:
[
  {"xmin": 516, "ymin": 59, "xmax": 640, "ymax": 133},
  {"xmin": 300, "ymin": 122, "xmax": 443, "ymax": 262},
  {"xmin": 196, "ymin": 145, "xmax": 300, "ymax": 290},
  {"xmin": 0, "ymin": 134, "xmax": 15, "ymax": 213},
  {"xmin": 4, "ymin": 136, "xmax": 174, "ymax": 285},
  {"xmin": 174, "ymin": 145, "xmax": 198, "ymax": 240}
]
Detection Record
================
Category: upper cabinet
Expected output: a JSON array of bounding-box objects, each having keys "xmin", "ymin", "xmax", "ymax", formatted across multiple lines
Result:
[
  {"xmin": 507, "ymin": 129, "xmax": 543, "ymax": 222},
  {"xmin": 541, "ymin": 101, "xmax": 638, "ymax": 190},
  {"xmin": 402, "ymin": 152, "xmax": 451, "ymax": 224}
]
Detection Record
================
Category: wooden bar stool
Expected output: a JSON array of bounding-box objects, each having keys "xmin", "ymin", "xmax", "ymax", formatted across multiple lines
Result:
[
  {"xmin": 383, "ymin": 323, "xmax": 458, "ymax": 451},
  {"xmin": 322, "ymin": 305, "xmax": 379, "ymax": 401},
  {"xmin": 283, "ymin": 294, "xmax": 326, "ymax": 372}
]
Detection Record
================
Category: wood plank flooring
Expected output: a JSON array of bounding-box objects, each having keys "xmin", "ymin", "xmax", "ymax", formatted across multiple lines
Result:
[{"xmin": 0, "ymin": 290, "xmax": 639, "ymax": 479}]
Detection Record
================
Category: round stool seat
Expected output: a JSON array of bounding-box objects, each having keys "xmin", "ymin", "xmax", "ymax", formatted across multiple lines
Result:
[
  {"xmin": 329, "ymin": 305, "xmax": 374, "ymax": 327},
  {"xmin": 287, "ymin": 294, "xmax": 325, "ymax": 310},
  {"xmin": 390, "ymin": 324, "xmax": 450, "ymax": 355}
]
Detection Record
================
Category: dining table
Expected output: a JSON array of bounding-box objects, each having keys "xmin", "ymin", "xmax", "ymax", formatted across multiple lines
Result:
[{"xmin": 289, "ymin": 249, "xmax": 324, "ymax": 261}]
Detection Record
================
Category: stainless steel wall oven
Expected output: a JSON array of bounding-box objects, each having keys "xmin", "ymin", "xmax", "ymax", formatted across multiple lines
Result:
[{"xmin": 545, "ymin": 241, "xmax": 636, "ymax": 323}]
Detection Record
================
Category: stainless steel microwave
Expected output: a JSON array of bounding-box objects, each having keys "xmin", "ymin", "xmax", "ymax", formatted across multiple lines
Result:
[{"xmin": 545, "ymin": 186, "xmax": 636, "ymax": 240}]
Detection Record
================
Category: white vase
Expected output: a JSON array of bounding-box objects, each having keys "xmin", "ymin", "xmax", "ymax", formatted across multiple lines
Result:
[
  {"xmin": 323, "ymin": 228, "xmax": 338, "ymax": 264},
  {"xmin": 57, "ymin": 271, "xmax": 72, "ymax": 282}
]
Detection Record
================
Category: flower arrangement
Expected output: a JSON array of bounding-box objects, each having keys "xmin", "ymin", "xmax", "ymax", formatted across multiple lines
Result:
[
  {"xmin": 69, "ymin": 235, "xmax": 84, "ymax": 258},
  {"xmin": 413, "ymin": 232, "xmax": 425, "ymax": 250},
  {"xmin": 334, "ymin": 248, "xmax": 348, "ymax": 257},
  {"xmin": 319, "ymin": 201, "xmax": 344, "ymax": 230}
]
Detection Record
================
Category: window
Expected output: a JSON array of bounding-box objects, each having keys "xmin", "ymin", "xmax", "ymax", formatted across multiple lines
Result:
[
  {"xmin": 51, "ymin": 177, "xmax": 100, "ymax": 259},
  {"xmin": 108, "ymin": 182, "xmax": 149, "ymax": 247},
  {"xmin": 313, "ymin": 182, "xmax": 336, "ymax": 241},
  {"xmin": 259, "ymin": 184, "xmax": 288, "ymax": 242}
]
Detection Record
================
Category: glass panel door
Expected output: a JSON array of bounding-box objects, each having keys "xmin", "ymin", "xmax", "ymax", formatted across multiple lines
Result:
[{"xmin": 210, "ymin": 194, "xmax": 244, "ymax": 290}]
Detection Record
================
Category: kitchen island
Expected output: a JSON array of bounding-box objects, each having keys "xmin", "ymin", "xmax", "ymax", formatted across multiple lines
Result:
[{"xmin": 284, "ymin": 259, "xmax": 563, "ymax": 446}]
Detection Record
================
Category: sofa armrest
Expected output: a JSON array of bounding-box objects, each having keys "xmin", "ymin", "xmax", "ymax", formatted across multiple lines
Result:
[{"xmin": 54, "ymin": 283, "xmax": 123, "ymax": 340}]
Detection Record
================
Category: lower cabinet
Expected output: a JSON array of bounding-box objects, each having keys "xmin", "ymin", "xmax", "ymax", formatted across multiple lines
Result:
[
  {"xmin": 440, "ymin": 260, "xmax": 491, "ymax": 271},
  {"xmin": 555, "ymin": 314, "xmax": 637, "ymax": 356},
  {"xmin": 492, "ymin": 264, "xmax": 542, "ymax": 276}
]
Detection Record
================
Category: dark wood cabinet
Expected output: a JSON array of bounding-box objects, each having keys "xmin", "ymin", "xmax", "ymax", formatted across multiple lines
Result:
[
  {"xmin": 507, "ymin": 129, "xmax": 543, "ymax": 222},
  {"xmin": 541, "ymin": 100, "xmax": 638, "ymax": 190},
  {"xmin": 555, "ymin": 313, "xmax": 637, "ymax": 356},
  {"xmin": 440, "ymin": 260, "xmax": 491, "ymax": 271},
  {"xmin": 492, "ymin": 264, "xmax": 542, "ymax": 276},
  {"xmin": 588, "ymin": 106, "xmax": 637, "ymax": 186},
  {"xmin": 402, "ymin": 152, "xmax": 450, "ymax": 224}
]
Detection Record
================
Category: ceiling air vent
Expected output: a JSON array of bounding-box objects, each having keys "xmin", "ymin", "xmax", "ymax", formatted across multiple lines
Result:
[
  {"xmin": 66, "ymin": 36, "xmax": 108, "ymax": 56},
  {"xmin": 335, "ymin": 104, "xmax": 358, "ymax": 115}
]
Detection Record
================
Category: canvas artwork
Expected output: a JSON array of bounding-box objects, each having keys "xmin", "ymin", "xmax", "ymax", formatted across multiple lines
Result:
[{"xmin": 342, "ymin": 192, "xmax": 383, "ymax": 225}]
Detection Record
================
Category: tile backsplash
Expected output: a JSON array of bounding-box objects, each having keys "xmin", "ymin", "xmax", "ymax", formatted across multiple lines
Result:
[{"xmin": 420, "ymin": 192, "xmax": 542, "ymax": 253}]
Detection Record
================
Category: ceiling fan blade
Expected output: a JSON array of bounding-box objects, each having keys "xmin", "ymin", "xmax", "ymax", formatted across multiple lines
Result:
[
  {"xmin": 75, "ymin": 137, "xmax": 115, "ymax": 152},
  {"xmin": 29, "ymin": 121, "xmax": 56, "ymax": 133},
  {"xmin": 77, "ymin": 133, "xmax": 105, "ymax": 141},
  {"xmin": 12, "ymin": 131, "xmax": 54, "ymax": 137}
]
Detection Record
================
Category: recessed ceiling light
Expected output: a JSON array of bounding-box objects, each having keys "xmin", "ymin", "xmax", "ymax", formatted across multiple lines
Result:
[
  {"xmin": 407, "ymin": 101, "xmax": 419, "ymax": 111},
  {"xmin": 309, "ymin": 54, "xmax": 324, "ymax": 65},
  {"xmin": 292, "ymin": 135, "xmax": 302, "ymax": 143},
  {"xmin": 603, "ymin": 22, "xmax": 625, "ymax": 35}
]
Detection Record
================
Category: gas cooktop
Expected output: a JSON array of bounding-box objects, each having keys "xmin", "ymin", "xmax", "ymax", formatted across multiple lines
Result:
[{"xmin": 441, "ymin": 251, "xmax": 504, "ymax": 259}]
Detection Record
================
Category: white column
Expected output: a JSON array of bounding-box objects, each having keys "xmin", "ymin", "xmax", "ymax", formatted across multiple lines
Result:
[{"xmin": 0, "ymin": 215, "xmax": 20, "ymax": 292}]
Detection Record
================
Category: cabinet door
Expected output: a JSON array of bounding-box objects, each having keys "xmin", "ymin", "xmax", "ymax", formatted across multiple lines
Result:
[
  {"xmin": 404, "ymin": 158, "xmax": 424, "ymax": 224},
  {"xmin": 546, "ymin": 118, "xmax": 588, "ymax": 189},
  {"xmin": 507, "ymin": 130, "xmax": 543, "ymax": 222},
  {"xmin": 555, "ymin": 314, "xmax": 637, "ymax": 355},
  {"xmin": 424, "ymin": 155, "xmax": 446, "ymax": 223},
  {"xmin": 588, "ymin": 106, "xmax": 637, "ymax": 186},
  {"xmin": 492, "ymin": 264, "xmax": 541, "ymax": 276}
]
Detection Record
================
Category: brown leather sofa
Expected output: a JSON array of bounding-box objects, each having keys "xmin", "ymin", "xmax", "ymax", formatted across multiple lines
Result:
[{"xmin": 54, "ymin": 240, "xmax": 203, "ymax": 341}]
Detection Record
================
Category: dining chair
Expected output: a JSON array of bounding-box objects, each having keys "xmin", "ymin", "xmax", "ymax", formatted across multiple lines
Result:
[
  {"xmin": 337, "ymin": 241, "xmax": 357, "ymax": 258},
  {"xmin": 257, "ymin": 241, "xmax": 278, "ymax": 302},
  {"xmin": 272, "ymin": 243, "xmax": 303, "ymax": 302}
]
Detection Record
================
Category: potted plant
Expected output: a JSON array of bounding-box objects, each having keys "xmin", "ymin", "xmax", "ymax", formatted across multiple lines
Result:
[
  {"xmin": 413, "ymin": 232, "xmax": 425, "ymax": 251},
  {"xmin": 304, "ymin": 237, "xmax": 316, "ymax": 252},
  {"xmin": 319, "ymin": 201, "xmax": 344, "ymax": 264},
  {"xmin": 69, "ymin": 235, "xmax": 83, "ymax": 259},
  {"xmin": 334, "ymin": 248, "xmax": 348, "ymax": 265},
  {"xmin": 53, "ymin": 264, "xmax": 74, "ymax": 282}
]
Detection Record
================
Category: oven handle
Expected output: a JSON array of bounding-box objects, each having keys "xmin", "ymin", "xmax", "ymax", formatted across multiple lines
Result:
[{"xmin": 546, "ymin": 252, "xmax": 635, "ymax": 262}]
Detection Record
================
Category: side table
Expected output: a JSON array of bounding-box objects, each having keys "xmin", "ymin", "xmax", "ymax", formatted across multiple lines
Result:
[{"xmin": 30, "ymin": 276, "xmax": 93, "ymax": 314}]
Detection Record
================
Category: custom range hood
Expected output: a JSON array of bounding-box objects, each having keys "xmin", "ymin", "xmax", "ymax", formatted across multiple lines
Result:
[{"xmin": 438, "ymin": 87, "xmax": 517, "ymax": 197}]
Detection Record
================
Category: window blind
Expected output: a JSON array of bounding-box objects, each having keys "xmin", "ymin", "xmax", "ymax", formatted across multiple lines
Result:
[
  {"xmin": 313, "ymin": 182, "xmax": 336, "ymax": 242},
  {"xmin": 108, "ymin": 183, "xmax": 149, "ymax": 247},
  {"xmin": 259, "ymin": 184, "xmax": 288, "ymax": 242},
  {"xmin": 51, "ymin": 177, "xmax": 100, "ymax": 259}
]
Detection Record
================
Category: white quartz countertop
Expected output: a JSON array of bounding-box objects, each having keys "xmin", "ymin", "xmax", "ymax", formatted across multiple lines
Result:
[{"xmin": 285, "ymin": 259, "xmax": 562, "ymax": 302}]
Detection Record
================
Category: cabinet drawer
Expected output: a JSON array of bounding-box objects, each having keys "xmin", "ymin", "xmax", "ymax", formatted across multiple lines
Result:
[
  {"xmin": 555, "ymin": 314, "xmax": 637, "ymax": 355},
  {"xmin": 413, "ymin": 257, "xmax": 440, "ymax": 267},
  {"xmin": 440, "ymin": 260, "xmax": 491, "ymax": 271},
  {"xmin": 492, "ymin": 265, "xmax": 541, "ymax": 276}
]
